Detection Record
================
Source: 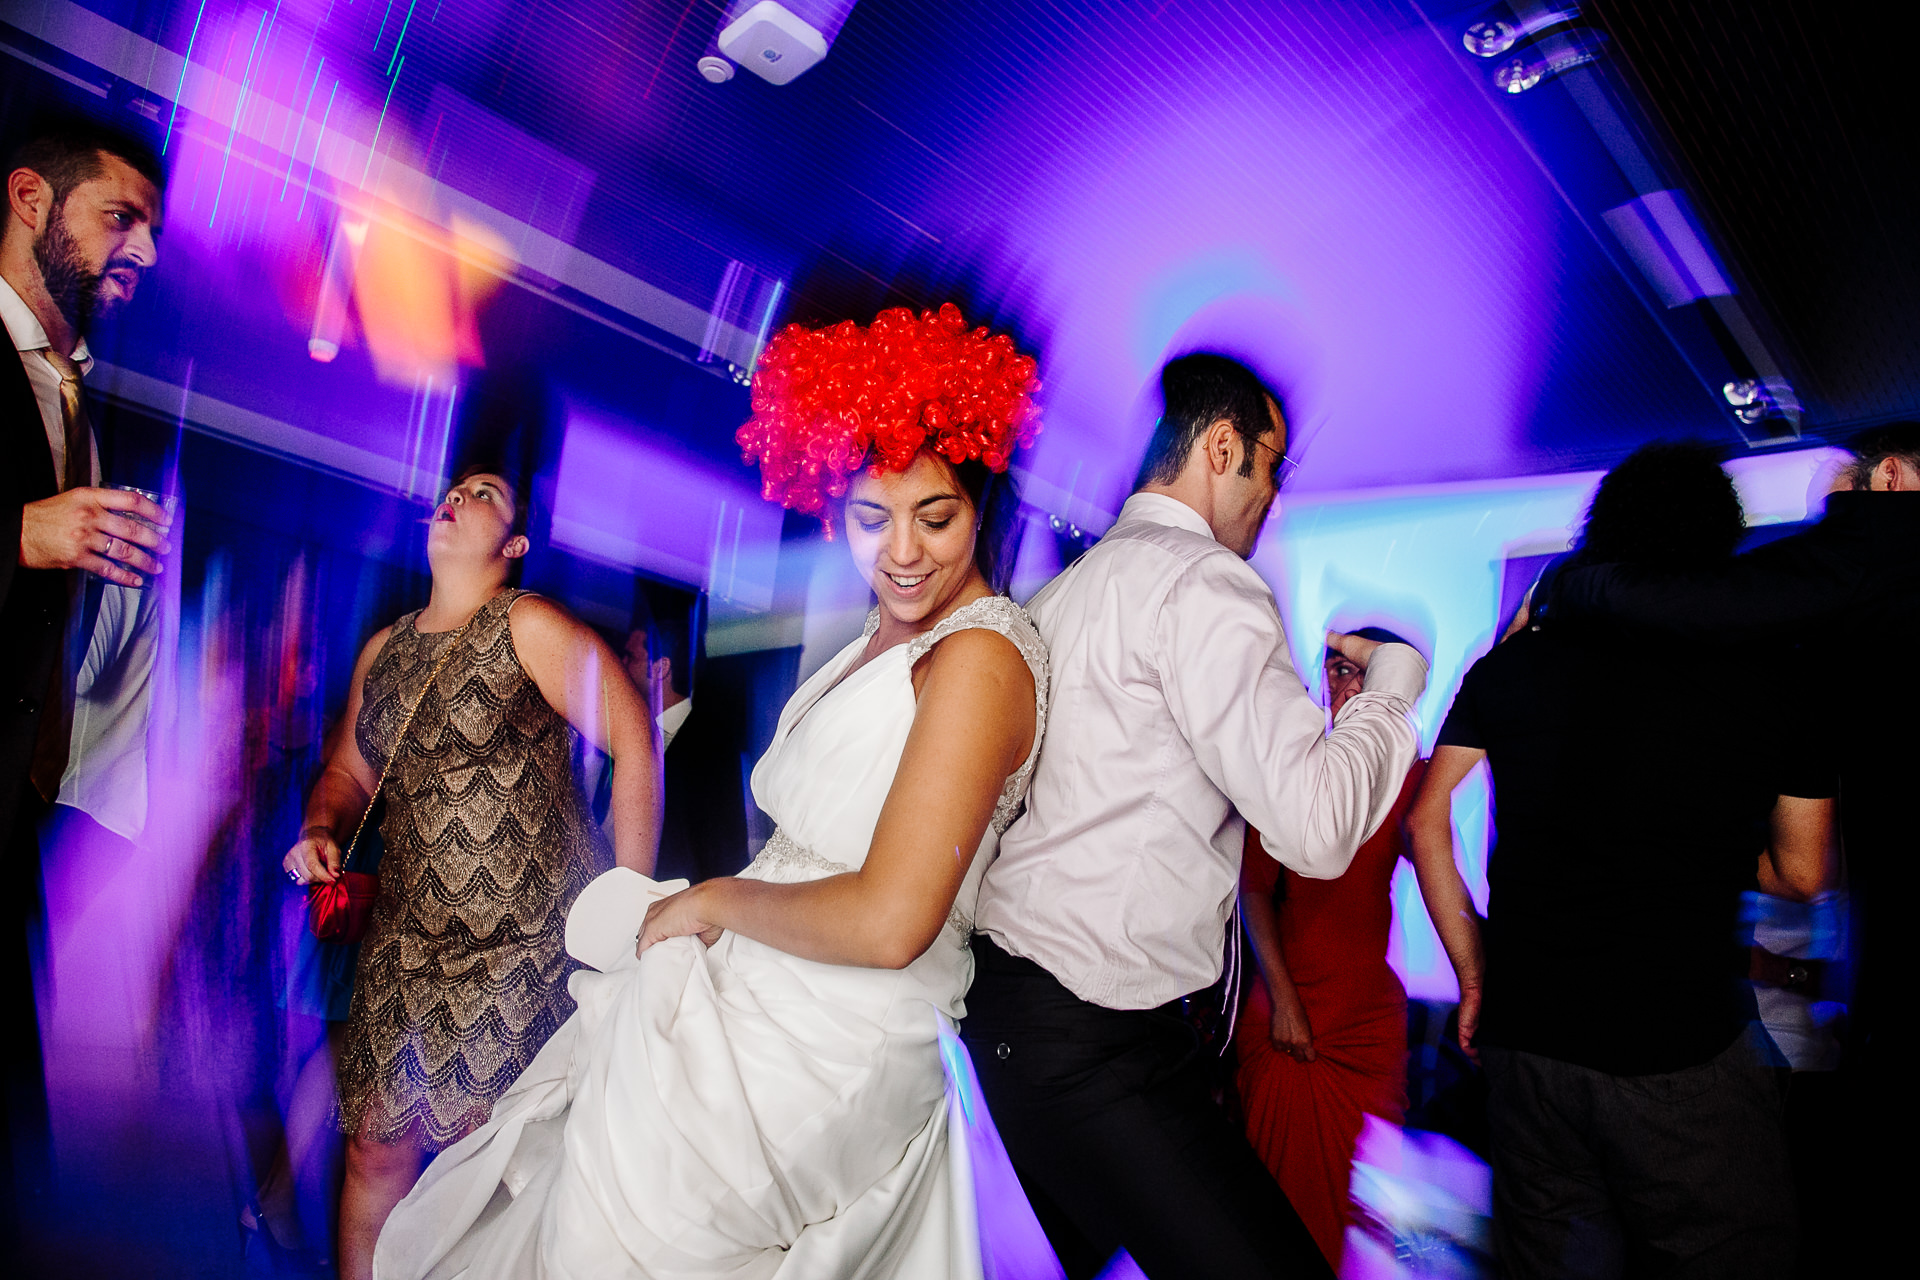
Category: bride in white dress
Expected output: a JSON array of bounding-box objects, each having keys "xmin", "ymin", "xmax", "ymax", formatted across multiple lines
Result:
[{"xmin": 375, "ymin": 309, "xmax": 1051, "ymax": 1280}]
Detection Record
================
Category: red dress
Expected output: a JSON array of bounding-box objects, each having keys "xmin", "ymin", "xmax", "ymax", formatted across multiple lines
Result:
[{"xmin": 1234, "ymin": 764, "xmax": 1424, "ymax": 1268}]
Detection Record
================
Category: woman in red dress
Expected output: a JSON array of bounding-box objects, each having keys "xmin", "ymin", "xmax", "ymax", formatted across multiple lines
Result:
[{"xmin": 1235, "ymin": 631, "xmax": 1426, "ymax": 1269}]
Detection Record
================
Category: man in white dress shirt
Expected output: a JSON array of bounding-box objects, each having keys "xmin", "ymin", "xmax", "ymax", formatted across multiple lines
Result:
[
  {"xmin": 965, "ymin": 354, "xmax": 1427, "ymax": 1279},
  {"xmin": 1, "ymin": 115, "xmax": 169, "ymax": 1239}
]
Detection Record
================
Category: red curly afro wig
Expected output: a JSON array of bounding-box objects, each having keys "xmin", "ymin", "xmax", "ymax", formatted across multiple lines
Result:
[{"xmin": 736, "ymin": 303, "xmax": 1042, "ymax": 534}]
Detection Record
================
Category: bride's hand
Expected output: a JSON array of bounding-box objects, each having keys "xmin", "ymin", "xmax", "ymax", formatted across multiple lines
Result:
[{"xmin": 637, "ymin": 882, "xmax": 726, "ymax": 956}]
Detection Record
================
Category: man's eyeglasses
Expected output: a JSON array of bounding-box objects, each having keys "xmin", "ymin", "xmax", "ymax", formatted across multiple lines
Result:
[{"xmin": 1250, "ymin": 436, "xmax": 1300, "ymax": 489}]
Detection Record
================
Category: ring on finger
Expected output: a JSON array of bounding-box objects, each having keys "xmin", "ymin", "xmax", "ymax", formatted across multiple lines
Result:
[{"xmin": 104, "ymin": 536, "xmax": 119, "ymax": 560}]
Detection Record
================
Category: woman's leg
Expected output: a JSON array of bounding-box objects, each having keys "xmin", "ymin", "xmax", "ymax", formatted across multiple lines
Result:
[
  {"xmin": 281, "ymin": 1021, "xmax": 348, "ymax": 1255},
  {"xmin": 337, "ymin": 1118, "xmax": 427, "ymax": 1280}
]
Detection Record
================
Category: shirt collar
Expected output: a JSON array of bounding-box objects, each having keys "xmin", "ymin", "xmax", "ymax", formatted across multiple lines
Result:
[
  {"xmin": 656, "ymin": 697, "xmax": 692, "ymax": 749},
  {"xmin": 1113, "ymin": 491, "xmax": 1218, "ymax": 544},
  {"xmin": 0, "ymin": 273, "xmax": 93, "ymax": 373}
]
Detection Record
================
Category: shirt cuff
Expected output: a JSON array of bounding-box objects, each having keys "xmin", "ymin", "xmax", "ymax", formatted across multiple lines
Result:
[{"xmin": 1361, "ymin": 642, "xmax": 1428, "ymax": 703}]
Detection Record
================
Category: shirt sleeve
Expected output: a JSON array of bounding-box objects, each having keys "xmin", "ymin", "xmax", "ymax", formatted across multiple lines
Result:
[
  {"xmin": 1156, "ymin": 551, "xmax": 1425, "ymax": 880},
  {"xmin": 1434, "ymin": 664, "xmax": 1485, "ymax": 751},
  {"xmin": 1546, "ymin": 501, "xmax": 1883, "ymax": 641}
]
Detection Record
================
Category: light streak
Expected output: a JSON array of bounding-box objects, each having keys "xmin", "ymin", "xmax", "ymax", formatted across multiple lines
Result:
[
  {"xmin": 386, "ymin": 0, "xmax": 420, "ymax": 77},
  {"xmin": 360, "ymin": 57, "xmax": 405, "ymax": 190},
  {"xmin": 208, "ymin": 9, "xmax": 271, "ymax": 228},
  {"xmin": 281, "ymin": 55, "xmax": 324, "ymax": 199},
  {"xmin": 162, "ymin": 0, "xmax": 209, "ymax": 155},
  {"xmin": 374, "ymin": 0, "xmax": 396, "ymax": 50},
  {"xmin": 296, "ymin": 79, "xmax": 338, "ymax": 221}
]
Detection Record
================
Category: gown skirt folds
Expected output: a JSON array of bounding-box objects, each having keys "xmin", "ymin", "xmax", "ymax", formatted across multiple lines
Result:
[
  {"xmin": 375, "ymin": 596, "xmax": 1050, "ymax": 1280},
  {"xmin": 1233, "ymin": 765, "xmax": 1423, "ymax": 1267}
]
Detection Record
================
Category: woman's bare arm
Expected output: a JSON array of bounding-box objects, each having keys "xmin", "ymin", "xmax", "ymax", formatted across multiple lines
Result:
[
  {"xmin": 284, "ymin": 628, "xmax": 388, "ymax": 885},
  {"xmin": 1406, "ymin": 744, "xmax": 1487, "ymax": 1059},
  {"xmin": 510, "ymin": 595, "xmax": 662, "ymax": 875},
  {"xmin": 640, "ymin": 626, "xmax": 1036, "ymax": 970},
  {"xmin": 1238, "ymin": 839, "xmax": 1315, "ymax": 1061}
]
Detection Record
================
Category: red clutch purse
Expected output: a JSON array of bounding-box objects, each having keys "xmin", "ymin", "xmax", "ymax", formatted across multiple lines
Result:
[
  {"xmin": 302, "ymin": 617, "xmax": 468, "ymax": 946},
  {"xmin": 308, "ymin": 871, "xmax": 380, "ymax": 943}
]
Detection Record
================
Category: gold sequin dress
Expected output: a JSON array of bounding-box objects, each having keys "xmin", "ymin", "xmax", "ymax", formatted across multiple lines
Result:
[{"xmin": 336, "ymin": 589, "xmax": 607, "ymax": 1149}]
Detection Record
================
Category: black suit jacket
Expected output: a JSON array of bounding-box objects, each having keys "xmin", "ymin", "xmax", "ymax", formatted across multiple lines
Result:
[
  {"xmin": 653, "ymin": 703, "xmax": 752, "ymax": 886},
  {"xmin": 0, "ymin": 330, "xmax": 67, "ymax": 842}
]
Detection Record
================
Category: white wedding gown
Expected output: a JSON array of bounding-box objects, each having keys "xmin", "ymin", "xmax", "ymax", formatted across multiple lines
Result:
[{"xmin": 375, "ymin": 595, "xmax": 1051, "ymax": 1280}]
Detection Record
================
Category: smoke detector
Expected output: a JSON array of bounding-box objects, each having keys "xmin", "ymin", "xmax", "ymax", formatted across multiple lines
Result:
[{"xmin": 719, "ymin": 3, "xmax": 830, "ymax": 86}]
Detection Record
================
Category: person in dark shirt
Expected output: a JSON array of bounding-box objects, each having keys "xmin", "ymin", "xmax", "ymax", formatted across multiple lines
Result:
[
  {"xmin": 1541, "ymin": 424, "xmax": 1920, "ymax": 1273},
  {"xmin": 1407, "ymin": 443, "xmax": 1835, "ymax": 1277},
  {"xmin": 1546, "ymin": 423, "xmax": 1919, "ymax": 1077}
]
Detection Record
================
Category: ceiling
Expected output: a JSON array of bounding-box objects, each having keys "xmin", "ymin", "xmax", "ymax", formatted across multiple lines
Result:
[
  {"xmin": 1581, "ymin": 0, "xmax": 1918, "ymax": 429},
  {"xmin": 2, "ymin": 0, "xmax": 1908, "ymax": 547}
]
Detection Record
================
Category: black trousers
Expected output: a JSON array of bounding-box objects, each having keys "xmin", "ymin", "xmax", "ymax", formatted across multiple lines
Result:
[
  {"xmin": 1, "ymin": 784, "xmax": 50, "ymax": 1259},
  {"xmin": 961, "ymin": 936, "xmax": 1332, "ymax": 1280},
  {"xmin": 1481, "ymin": 1023, "xmax": 1795, "ymax": 1279}
]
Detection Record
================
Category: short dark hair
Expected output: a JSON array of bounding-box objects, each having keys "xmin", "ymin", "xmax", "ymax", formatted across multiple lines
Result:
[
  {"xmin": 1574, "ymin": 441, "xmax": 1744, "ymax": 570},
  {"xmin": 6, "ymin": 116, "xmax": 166, "ymax": 210},
  {"xmin": 641, "ymin": 600, "xmax": 698, "ymax": 698},
  {"xmin": 1133, "ymin": 353, "xmax": 1285, "ymax": 489},
  {"xmin": 1843, "ymin": 421, "xmax": 1920, "ymax": 490}
]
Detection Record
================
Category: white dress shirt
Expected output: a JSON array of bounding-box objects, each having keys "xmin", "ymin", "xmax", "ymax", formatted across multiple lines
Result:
[
  {"xmin": 975, "ymin": 492, "xmax": 1427, "ymax": 1009},
  {"xmin": 2, "ymin": 274, "xmax": 158, "ymax": 839},
  {"xmin": 657, "ymin": 697, "xmax": 692, "ymax": 752},
  {"xmin": 0, "ymin": 273, "xmax": 99, "ymax": 485}
]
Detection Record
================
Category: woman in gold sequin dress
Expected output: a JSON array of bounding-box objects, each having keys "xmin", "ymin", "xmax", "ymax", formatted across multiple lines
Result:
[{"xmin": 282, "ymin": 463, "xmax": 660, "ymax": 1280}]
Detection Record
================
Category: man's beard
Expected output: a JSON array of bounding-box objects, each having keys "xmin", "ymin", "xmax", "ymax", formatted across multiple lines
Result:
[{"xmin": 33, "ymin": 205, "xmax": 112, "ymax": 338}]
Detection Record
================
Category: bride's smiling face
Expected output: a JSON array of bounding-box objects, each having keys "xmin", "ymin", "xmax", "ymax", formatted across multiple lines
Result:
[{"xmin": 845, "ymin": 451, "xmax": 982, "ymax": 629}]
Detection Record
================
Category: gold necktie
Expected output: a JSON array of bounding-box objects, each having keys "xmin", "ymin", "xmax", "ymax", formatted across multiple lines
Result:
[
  {"xmin": 39, "ymin": 347, "xmax": 92, "ymax": 492},
  {"xmin": 28, "ymin": 348, "xmax": 92, "ymax": 801}
]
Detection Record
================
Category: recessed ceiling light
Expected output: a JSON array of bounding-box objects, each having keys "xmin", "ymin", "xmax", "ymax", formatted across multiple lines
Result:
[{"xmin": 1464, "ymin": 21, "xmax": 1517, "ymax": 57}]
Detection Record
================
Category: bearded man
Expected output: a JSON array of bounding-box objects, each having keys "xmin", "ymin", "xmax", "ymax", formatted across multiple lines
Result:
[{"xmin": 0, "ymin": 115, "xmax": 170, "ymax": 1240}]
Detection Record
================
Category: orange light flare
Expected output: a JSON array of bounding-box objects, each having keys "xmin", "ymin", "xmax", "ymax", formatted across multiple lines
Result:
[{"xmin": 335, "ymin": 200, "xmax": 512, "ymax": 384}]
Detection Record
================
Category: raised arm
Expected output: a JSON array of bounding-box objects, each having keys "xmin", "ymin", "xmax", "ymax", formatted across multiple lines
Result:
[
  {"xmin": 284, "ymin": 627, "xmax": 388, "ymax": 886},
  {"xmin": 1546, "ymin": 495, "xmax": 1898, "ymax": 640},
  {"xmin": 639, "ymin": 626, "xmax": 1036, "ymax": 970},
  {"xmin": 509, "ymin": 595, "xmax": 661, "ymax": 875},
  {"xmin": 1161, "ymin": 554, "xmax": 1425, "ymax": 880},
  {"xmin": 1405, "ymin": 744, "xmax": 1487, "ymax": 1060}
]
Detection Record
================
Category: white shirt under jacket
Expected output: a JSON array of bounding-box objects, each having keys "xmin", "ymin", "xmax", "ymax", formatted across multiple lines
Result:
[{"xmin": 974, "ymin": 491, "xmax": 1428, "ymax": 1010}]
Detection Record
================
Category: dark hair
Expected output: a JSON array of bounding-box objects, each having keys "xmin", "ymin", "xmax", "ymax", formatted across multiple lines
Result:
[
  {"xmin": 1844, "ymin": 421, "xmax": 1920, "ymax": 490},
  {"xmin": 954, "ymin": 457, "xmax": 1024, "ymax": 594},
  {"xmin": 640, "ymin": 598, "xmax": 702, "ymax": 699},
  {"xmin": 6, "ymin": 116, "xmax": 167, "ymax": 211},
  {"xmin": 1323, "ymin": 625, "xmax": 1417, "ymax": 665},
  {"xmin": 1133, "ymin": 353, "xmax": 1286, "ymax": 488},
  {"xmin": 1574, "ymin": 442, "xmax": 1744, "ymax": 570}
]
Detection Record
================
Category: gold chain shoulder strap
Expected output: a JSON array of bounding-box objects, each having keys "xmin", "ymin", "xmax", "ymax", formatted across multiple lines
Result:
[{"xmin": 339, "ymin": 616, "xmax": 473, "ymax": 868}]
